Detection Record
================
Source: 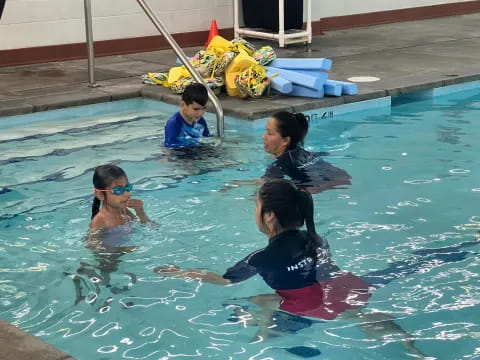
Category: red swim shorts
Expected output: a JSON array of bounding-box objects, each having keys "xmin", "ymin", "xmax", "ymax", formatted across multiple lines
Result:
[{"xmin": 276, "ymin": 272, "xmax": 374, "ymax": 320}]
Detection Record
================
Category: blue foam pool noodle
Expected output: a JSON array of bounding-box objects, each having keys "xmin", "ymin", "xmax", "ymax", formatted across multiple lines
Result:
[
  {"xmin": 266, "ymin": 70, "xmax": 293, "ymax": 94},
  {"xmin": 294, "ymin": 69, "xmax": 328, "ymax": 83},
  {"xmin": 266, "ymin": 66, "xmax": 323, "ymax": 90},
  {"xmin": 324, "ymin": 80, "xmax": 342, "ymax": 96},
  {"xmin": 290, "ymin": 84, "xmax": 325, "ymax": 98},
  {"xmin": 327, "ymin": 79, "xmax": 358, "ymax": 95},
  {"xmin": 269, "ymin": 58, "xmax": 332, "ymax": 71}
]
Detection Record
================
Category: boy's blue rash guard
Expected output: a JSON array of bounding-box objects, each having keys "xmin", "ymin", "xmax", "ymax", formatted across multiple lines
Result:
[
  {"xmin": 222, "ymin": 230, "xmax": 341, "ymax": 290},
  {"xmin": 164, "ymin": 111, "xmax": 210, "ymax": 148}
]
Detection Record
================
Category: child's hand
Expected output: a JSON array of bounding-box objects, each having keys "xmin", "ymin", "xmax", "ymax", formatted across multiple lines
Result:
[
  {"xmin": 127, "ymin": 199, "xmax": 150, "ymax": 224},
  {"xmin": 127, "ymin": 199, "xmax": 145, "ymax": 213}
]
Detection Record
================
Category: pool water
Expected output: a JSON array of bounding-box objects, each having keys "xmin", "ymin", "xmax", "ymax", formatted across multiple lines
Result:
[{"xmin": 1, "ymin": 87, "xmax": 480, "ymax": 359}]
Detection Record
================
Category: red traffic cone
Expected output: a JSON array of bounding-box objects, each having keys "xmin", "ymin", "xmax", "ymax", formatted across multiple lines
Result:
[{"xmin": 205, "ymin": 20, "xmax": 219, "ymax": 48}]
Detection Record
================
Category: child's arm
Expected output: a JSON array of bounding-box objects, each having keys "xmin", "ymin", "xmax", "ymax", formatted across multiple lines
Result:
[
  {"xmin": 199, "ymin": 117, "xmax": 211, "ymax": 137},
  {"xmin": 219, "ymin": 178, "xmax": 264, "ymax": 193},
  {"xmin": 86, "ymin": 229, "xmax": 101, "ymax": 249},
  {"xmin": 164, "ymin": 116, "xmax": 183, "ymax": 148}
]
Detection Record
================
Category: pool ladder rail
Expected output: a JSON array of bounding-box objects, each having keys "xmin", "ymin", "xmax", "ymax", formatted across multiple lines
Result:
[{"xmin": 82, "ymin": 0, "xmax": 225, "ymax": 138}]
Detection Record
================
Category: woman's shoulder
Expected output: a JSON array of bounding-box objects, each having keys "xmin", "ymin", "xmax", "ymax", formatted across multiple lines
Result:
[{"xmin": 284, "ymin": 147, "xmax": 312, "ymax": 162}]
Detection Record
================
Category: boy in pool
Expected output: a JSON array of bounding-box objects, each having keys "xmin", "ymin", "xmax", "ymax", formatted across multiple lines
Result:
[{"xmin": 164, "ymin": 83, "xmax": 211, "ymax": 148}]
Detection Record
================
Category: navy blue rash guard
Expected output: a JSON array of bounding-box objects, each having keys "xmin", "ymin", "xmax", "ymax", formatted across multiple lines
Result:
[
  {"xmin": 223, "ymin": 230, "xmax": 373, "ymax": 320},
  {"xmin": 263, "ymin": 148, "xmax": 351, "ymax": 188},
  {"xmin": 164, "ymin": 111, "xmax": 210, "ymax": 148},
  {"xmin": 222, "ymin": 230, "xmax": 340, "ymax": 290}
]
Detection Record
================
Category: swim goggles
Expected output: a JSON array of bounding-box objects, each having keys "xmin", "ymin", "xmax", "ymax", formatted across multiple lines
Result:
[{"xmin": 96, "ymin": 183, "xmax": 133, "ymax": 195}]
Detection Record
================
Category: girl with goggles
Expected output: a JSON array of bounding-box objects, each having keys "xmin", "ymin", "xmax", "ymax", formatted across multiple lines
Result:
[{"xmin": 89, "ymin": 164, "xmax": 150, "ymax": 250}]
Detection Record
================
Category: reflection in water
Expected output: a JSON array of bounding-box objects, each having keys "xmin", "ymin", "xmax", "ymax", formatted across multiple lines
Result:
[{"xmin": 65, "ymin": 249, "xmax": 136, "ymax": 309}]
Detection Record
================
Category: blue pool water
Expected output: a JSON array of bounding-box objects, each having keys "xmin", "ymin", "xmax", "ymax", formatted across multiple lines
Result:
[{"xmin": 1, "ymin": 85, "xmax": 480, "ymax": 360}]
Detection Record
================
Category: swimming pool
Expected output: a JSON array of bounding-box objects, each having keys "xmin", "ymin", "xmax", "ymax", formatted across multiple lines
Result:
[{"xmin": 1, "ymin": 83, "xmax": 479, "ymax": 359}]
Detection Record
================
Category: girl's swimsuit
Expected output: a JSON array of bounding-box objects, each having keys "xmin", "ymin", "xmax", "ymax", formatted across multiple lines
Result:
[
  {"xmin": 99, "ymin": 221, "xmax": 135, "ymax": 248},
  {"xmin": 222, "ymin": 230, "xmax": 372, "ymax": 320}
]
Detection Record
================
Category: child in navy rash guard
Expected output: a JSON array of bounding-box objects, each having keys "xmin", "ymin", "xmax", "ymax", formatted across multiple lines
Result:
[{"xmin": 164, "ymin": 83, "xmax": 211, "ymax": 148}]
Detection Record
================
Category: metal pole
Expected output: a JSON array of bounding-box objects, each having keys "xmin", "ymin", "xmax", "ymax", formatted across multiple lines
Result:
[
  {"xmin": 233, "ymin": 0, "xmax": 239, "ymax": 39},
  {"xmin": 279, "ymin": 0, "xmax": 285, "ymax": 47},
  {"xmin": 136, "ymin": 0, "xmax": 224, "ymax": 138},
  {"xmin": 306, "ymin": 0, "xmax": 312, "ymax": 44},
  {"xmin": 84, "ymin": 0, "xmax": 97, "ymax": 87}
]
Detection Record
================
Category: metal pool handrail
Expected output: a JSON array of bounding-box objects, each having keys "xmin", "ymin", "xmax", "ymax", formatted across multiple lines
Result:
[
  {"xmin": 83, "ymin": 0, "xmax": 97, "ymax": 87},
  {"xmin": 82, "ymin": 0, "xmax": 225, "ymax": 138}
]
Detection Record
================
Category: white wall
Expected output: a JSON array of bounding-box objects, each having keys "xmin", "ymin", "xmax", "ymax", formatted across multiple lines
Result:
[
  {"xmin": 314, "ymin": 0, "xmax": 472, "ymax": 17},
  {"xmin": 0, "ymin": 0, "xmax": 472, "ymax": 50}
]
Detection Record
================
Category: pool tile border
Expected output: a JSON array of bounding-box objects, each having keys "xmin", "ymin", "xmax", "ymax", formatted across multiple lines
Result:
[{"xmin": 432, "ymin": 80, "xmax": 480, "ymax": 96}]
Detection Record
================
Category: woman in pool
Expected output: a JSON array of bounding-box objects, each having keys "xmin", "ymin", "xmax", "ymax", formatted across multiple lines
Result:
[
  {"xmin": 221, "ymin": 111, "xmax": 351, "ymax": 193},
  {"xmin": 156, "ymin": 179, "xmax": 369, "ymax": 314},
  {"xmin": 262, "ymin": 111, "xmax": 351, "ymax": 193},
  {"xmin": 88, "ymin": 164, "xmax": 150, "ymax": 250},
  {"xmin": 156, "ymin": 179, "xmax": 480, "ymax": 355}
]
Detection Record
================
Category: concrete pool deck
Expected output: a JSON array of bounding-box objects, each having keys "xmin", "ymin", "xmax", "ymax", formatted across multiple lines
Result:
[{"xmin": 1, "ymin": 14, "xmax": 480, "ymax": 120}]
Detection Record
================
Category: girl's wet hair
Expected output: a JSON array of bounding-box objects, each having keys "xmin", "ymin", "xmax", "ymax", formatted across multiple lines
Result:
[
  {"xmin": 258, "ymin": 178, "xmax": 321, "ymax": 256},
  {"xmin": 272, "ymin": 111, "xmax": 309, "ymax": 150},
  {"xmin": 91, "ymin": 164, "xmax": 127, "ymax": 219}
]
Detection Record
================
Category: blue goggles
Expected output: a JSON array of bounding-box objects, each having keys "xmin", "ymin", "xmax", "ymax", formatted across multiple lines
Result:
[{"xmin": 97, "ymin": 183, "xmax": 133, "ymax": 195}]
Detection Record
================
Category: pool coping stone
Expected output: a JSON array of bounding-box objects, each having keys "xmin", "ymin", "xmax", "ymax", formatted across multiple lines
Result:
[
  {"xmin": 1, "ymin": 71, "xmax": 479, "ymax": 120},
  {"xmin": 0, "ymin": 319, "xmax": 76, "ymax": 360}
]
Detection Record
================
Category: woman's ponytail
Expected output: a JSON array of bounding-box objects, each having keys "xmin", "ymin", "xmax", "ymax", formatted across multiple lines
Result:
[
  {"xmin": 294, "ymin": 112, "xmax": 309, "ymax": 146},
  {"xmin": 297, "ymin": 188, "xmax": 323, "ymax": 256},
  {"xmin": 297, "ymin": 189, "xmax": 315, "ymax": 234}
]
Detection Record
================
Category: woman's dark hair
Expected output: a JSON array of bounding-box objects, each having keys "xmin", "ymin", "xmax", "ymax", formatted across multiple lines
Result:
[
  {"xmin": 182, "ymin": 83, "xmax": 208, "ymax": 107},
  {"xmin": 258, "ymin": 178, "xmax": 321, "ymax": 256},
  {"xmin": 272, "ymin": 111, "xmax": 309, "ymax": 150},
  {"xmin": 91, "ymin": 164, "xmax": 127, "ymax": 219}
]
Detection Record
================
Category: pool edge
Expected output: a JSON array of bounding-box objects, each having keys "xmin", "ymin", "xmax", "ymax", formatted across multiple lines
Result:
[
  {"xmin": 0, "ymin": 319, "xmax": 76, "ymax": 360},
  {"xmin": 1, "ymin": 73, "xmax": 480, "ymax": 120}
]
